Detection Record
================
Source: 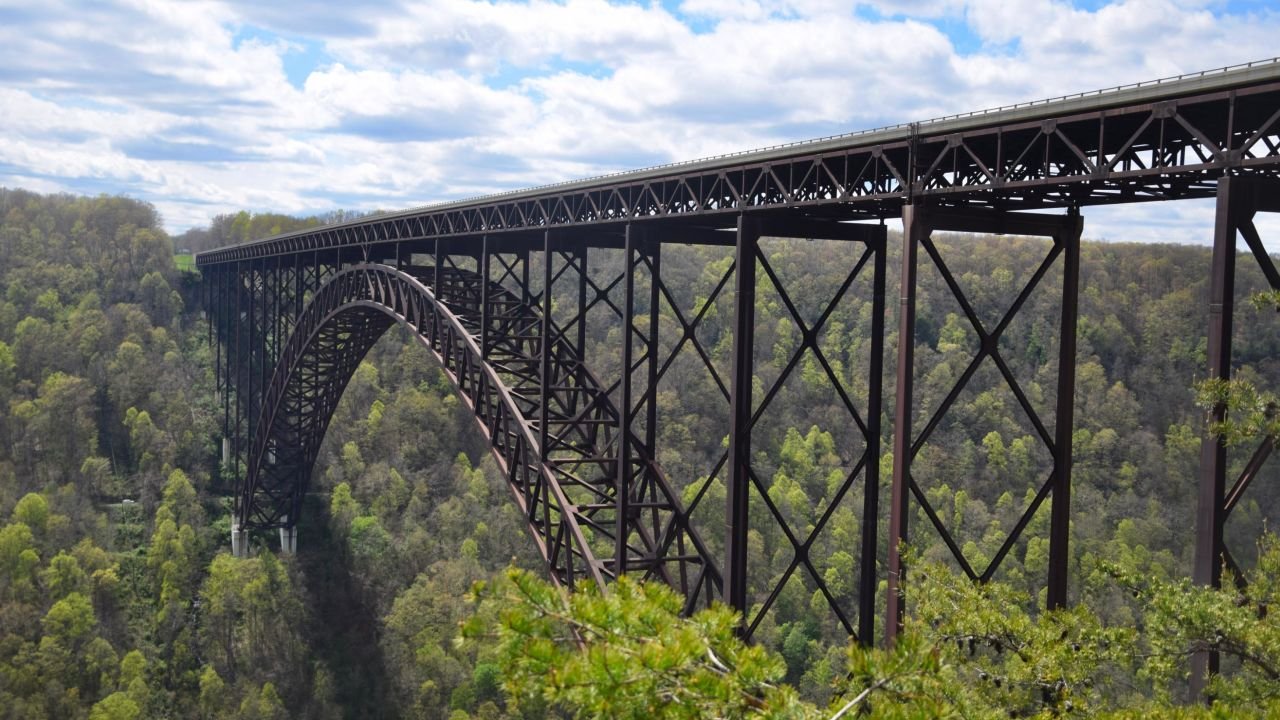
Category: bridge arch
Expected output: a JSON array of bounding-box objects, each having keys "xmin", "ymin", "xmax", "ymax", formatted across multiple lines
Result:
[{"xmin": 235, "ymin": 262, "xmax": 720, "ymax": 604}]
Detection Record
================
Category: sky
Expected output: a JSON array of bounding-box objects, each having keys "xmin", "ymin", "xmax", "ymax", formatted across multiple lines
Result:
[{"xmin": 1, "ymin": 0, "xmax": 1278, "ymax": 245}]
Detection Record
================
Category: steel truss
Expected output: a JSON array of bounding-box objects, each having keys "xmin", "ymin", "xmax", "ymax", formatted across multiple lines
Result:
[
  {"xmin": 206, "ymin": 215, "xmax": 890, "ymax": 631},
  {"xmin": 227, "ymin": 250, "xmax": 723, "ymax": 602},
  {"xmin": 199, "ymin": 73, "xmax": 1280, "ymax": 266},
  {"xmin": 886, "ymin": 206, "xmax": 1083, "ymax": 641},
  {"xmin": 198, "ymin": 66, "xmax": 1280, "ymax": 671},
  {"xmin": 1192, "ymin": 176, "xmax": 1280, "ymax": 695},
  {"xmin": 211, "ymin": 254, "xmax": 338, "ymax": 495},
  {"xmin": 723, "ymin": 217, "xmax": 887, "ymax": 643}
]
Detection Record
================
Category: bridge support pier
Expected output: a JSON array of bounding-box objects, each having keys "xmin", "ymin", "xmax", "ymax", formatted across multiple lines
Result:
[
  {"xmin": 886, "ymin": 204, "xmax": 1083, "ymax": 645},
  {"xmin": 1192, "ymin": 175, "xmax": 1280, "ymax": 700},
  {"xmin": 722, "ymin": 214, "xmax": 887, "ymax": 641},
  {"xmin": 725, "ymin": 215, "xmax": 760, "ymax": 630},
  {"xmin": 279, "ymin": 518, "xmax": 297, "ymax": 556},
  {"xmin": 231, "ymin": 523, "xmax": 248, "ymax": 558}
]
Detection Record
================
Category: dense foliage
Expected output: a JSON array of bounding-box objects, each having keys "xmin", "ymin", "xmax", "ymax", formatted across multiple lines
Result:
[
  {"xmin": 0, "ymin": 190, "xmax": 534, "ymax": 719},
  {"xmin": 172, "ymin": 210, "xmax": 372, "ymax": 255},
  {"xmin": 0, "ymin": 186, "xmax": 1276, "ymax": 718},
  {"xmin": 467, "ymin": 536, "xmax": 1280, "ymax": 718}
]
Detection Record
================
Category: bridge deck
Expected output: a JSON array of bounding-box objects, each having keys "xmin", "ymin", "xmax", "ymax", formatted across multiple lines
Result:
[{"xmin": 197, "ymin": 58, "xmax": 1280, "ymax": 264}]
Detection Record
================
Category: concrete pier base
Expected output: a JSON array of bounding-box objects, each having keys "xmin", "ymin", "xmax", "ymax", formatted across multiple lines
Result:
[
  {"xmin": 279, "ymin": 525, "xmax": 297, "ymax": 555},
  {"xmin": 231, "ymin": 524, "xmax": 248, "ymax": 558}
]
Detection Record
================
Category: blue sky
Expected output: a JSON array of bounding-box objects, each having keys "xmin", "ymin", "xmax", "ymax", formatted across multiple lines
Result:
[{"xmin": 0, "ymin": 0, "xmax": 1278, "ymax": 244}]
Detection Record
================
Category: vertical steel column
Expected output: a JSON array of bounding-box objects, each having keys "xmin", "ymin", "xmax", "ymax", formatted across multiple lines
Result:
[
  {"xmin": 223, "ymin": 266, "xmax": 235, "ymax": 471},
  {"xmin": 294, "ymin": 253, "xmax": 304, "ymax": 325},
  {"xmin": 214, "ymin": 267, "xmax": 222, "ymax": 394},
  {"xmin": 577, "ymin": 245, "xmax": 588, "ymax": 362},
  {"xmin": 248, "ymin": 261, "xmax": 257, "ymax": 459},
  {"xmin": 481, "ymin": 236, "xmax": 492, "ymax": 360},
  {"xmin": 271, "ymin": 257, "xmax": 280, "ymax": 373},
  {"xmin": 255, "ymin": 260, "xmax": 265, "ymax": 447},
  {"xmin": 275, "ymin": 256, "xmax": 285, "ymax": 361},
  {"xmin": 617, "ymin": 224, "xmax": 638, "ymax": 575},
  {"xmin": 205, "ymin": 268, "xmax": 213, "ymax": 366},
  {"xmin": 259, "ymin": 260, "xmax": 267, "ymax": 443},
  {"xmin": 644, "ymin": 240, "xmax": 663, "ymax": 581},
  {"xmin": 258, "ymin": 259, "xmax": 266, "ymax": 456},
  {"xmin": 886, "ymin": 203, "xmax": 926, "ymax": 644},
  {"xmin": 224, "ymin": 268, "xmax": 233, "ymax": 456},
  {"xmin": 310, "ymin": 250, "xmax": 320, "ymax": 315},
  {"xmin": 521, "ymin": 246, "xmax": 531, "ymax": 306},
  {"xmin": 231, "ymin": 260, "xmax": 246, "ymax": 555},
  {"xmin": 858, "ymin": 228, "xmax": 887, "ymax": 645},
  {"xmin": 726, "ymin": 215, "xmax": 760, "ymax": 624},
  {"xmin": 1047, "ymin": 209, "xmax": 1082, "ymax": 610},
  {"xmin": 540, "ymin": 231, "xmax": 554, "ymax": 460},
  {"xmin": 573, "ymin": 245, "xmax": 588, "ymax": 424},
  {"xmin": 432, "ymin": 240, "xmax": 442, "ymax": 341},
  {"xmin": 234, "ymin": 261, "xmax": 244, "ymax": 483},
  {"xmin": 1192, "ymin": 178, "xmax": 1240, "ymax": 696},
  {"xmin": 540, "ymin": 231, "xmax": 568, "ymax": 585},
  {"xmin": 646, "ymin": 243, "xmax": 662, "ymax": 453}
]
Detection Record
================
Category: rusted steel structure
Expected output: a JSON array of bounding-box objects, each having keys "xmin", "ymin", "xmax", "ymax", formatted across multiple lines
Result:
[{"xmin": 199, "ymin": 59, "xmax": 1280, "ymax": 664}]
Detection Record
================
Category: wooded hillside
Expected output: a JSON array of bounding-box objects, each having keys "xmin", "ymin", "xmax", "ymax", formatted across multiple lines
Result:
[{"xmin": 0, "ymin": 188, "xmax": 1276, "ymax": 718}]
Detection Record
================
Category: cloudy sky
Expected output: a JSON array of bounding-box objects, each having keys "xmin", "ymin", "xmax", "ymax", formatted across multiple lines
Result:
[{"xmin": 1, "ymin": 0, "xmax": 1278, "ymax": 244}]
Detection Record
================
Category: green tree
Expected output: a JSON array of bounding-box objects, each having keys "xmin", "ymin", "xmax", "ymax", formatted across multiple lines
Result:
[
  {"xmin": 24, "ymin": 373, "xmax": 98, "ymax": 482},
  {"xmin": 239, "ymin": 682, "xmax": 287, "ymax": 720},
  {"xmin": 0, "ymin": 339, "xmax": 14, "ymax": 397},
  {"xmin": 41, "ymin": 552, "xmax": 87, "ymax": 600},
  {"xmin": 11, "ymin": 492, "xmax": 49, "ymax": 533},
  {"xmin": 198, "ymin": 665, "xmax": 228, "ymax": 719},
  {"xmin": 42, "ymin": 592, "xmax": 96, "ymax": 647},
  {"xmin": 464, "ymin": 569, "xmax": 810, "ymax": 719},
  {"xmin": 0, "ymin": 521, "xmax": 39, "ymax": 601},
  {"xmin": 89, "ymin": 692, "xmax": 140, "ymax": 720},
  {"xmin": 329, "ymin": 482, "xmax": 360, "ymax": 532}
]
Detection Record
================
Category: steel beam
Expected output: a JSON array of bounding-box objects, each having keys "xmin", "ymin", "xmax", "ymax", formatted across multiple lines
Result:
[
  {"xmin": 726, "ymin": 215, "xmax": 760, "ymax": 625},
  {"xmin": 859, "ymin": 226, "xmax": 887, "ymax": 645},
  {"xmin": 1048, "ymin": 208, "xmax": 1083, "ymax": 610},
  {"xmin": 616, "ymin": 226, "xmax": 638, "ymax": 575},
  {"xmin": 886, "ymin": 204, "xmax": 923, "ymax": 642},
  {"xmin": 1191, "ymin": 177, "xmax": 1240, "ymax": 698},
  {"xmin": 886, "ymin": 204, "xmax": 1084, "ymax": 643},
  {"xmin": 481, "ymin": 235, "xmax": 492, "ymax": 359},
  {"xmin": 198, "ymin": 70, "xmax": 1280, "ymax": 268},
  {"xmin": 1191, "ymin": 175, "xmax": 1280, "ymax": 699}
]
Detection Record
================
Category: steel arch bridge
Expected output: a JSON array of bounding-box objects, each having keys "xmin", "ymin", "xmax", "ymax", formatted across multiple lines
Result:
[{"xmin": 200, "ymin": 59, "xmax": 1280, "ymax": 679}]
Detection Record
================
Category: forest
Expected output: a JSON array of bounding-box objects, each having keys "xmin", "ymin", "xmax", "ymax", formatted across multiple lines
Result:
[{"xmin": 0, "ymin": 186, "xmax": 1277, "ymax": 719}]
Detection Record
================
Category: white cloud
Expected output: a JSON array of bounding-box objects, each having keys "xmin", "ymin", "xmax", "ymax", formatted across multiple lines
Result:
[
  {"xmin": 857, "ymin": 0, "xmax": 966, "ymax": 17},
  {"xmin": 325, "ymin": 0, "xmax": 692, "ymax": 72},
  {"xmin": 677, "ymin": 0, "xmax": 771, "ymax": 21},
  {"xmin": 0, "ymin": 89, "xmax": 176, "ymax": 140},
  {"xmin": 0, "ymin": 174, "xmax": 72, "ymax": 196},
  {"xmin": 303, "ymin": 64, "xmax": 537, "ymax": 136},
  {"xmin": 0, "ymin": 0, "xmax": 1276, "ymax": 241},
  {"xmin": 961, "ymin": 0, "xmax": 1278, "ymax": 92}
]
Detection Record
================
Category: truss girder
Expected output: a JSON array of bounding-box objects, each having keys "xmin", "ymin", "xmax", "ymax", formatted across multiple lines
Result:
[
  {"xmin": 196, "ymin": 66, "xmax": 1280, "ymax": 677},
  {"xmin": 713, "ymin": 217, "xmax": 889, "ymax": 645},
  {"xmin": 198, "ymin": 80, "xmax": 1280, "ymax": 267},
  {"xmin": 1191, "ymin": 176, "xmax": 1280, "ymax": 696},
  {"xmin": 238, "ymin": 262, "xmax": 720, "ymax": 600},
  {"xmin": 885, "ymin": 206, "xmax": 1083, "ymax": 642}
]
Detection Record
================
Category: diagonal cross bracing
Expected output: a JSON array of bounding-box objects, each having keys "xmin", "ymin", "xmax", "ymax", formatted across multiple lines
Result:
[{"xmin": 238, "ymin": 262, "xmax": 720, "ymax": 602}]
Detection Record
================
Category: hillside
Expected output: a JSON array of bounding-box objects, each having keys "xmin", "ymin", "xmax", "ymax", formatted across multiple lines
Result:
[{"xmin": 0, "ymin": 188, "xmax": 1277, "ymax": 718}]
